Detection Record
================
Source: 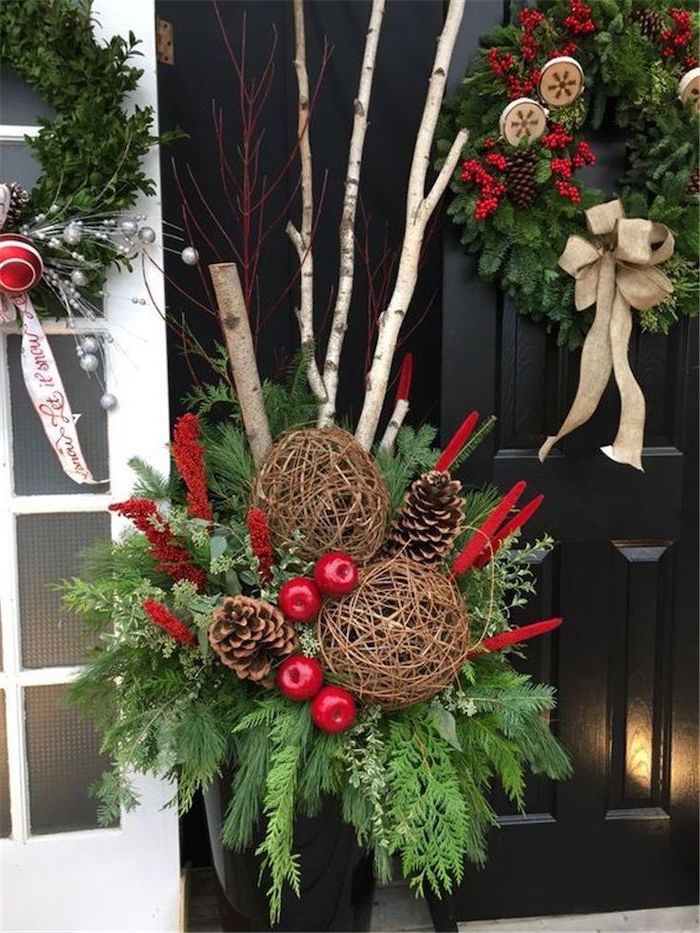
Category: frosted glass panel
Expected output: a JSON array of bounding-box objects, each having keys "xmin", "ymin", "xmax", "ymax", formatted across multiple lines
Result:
[
  {"xmin": 8, "ymin": 335, "xmax": 109, "ymax": 495},
  {"xmin": 0, "ymin": 64, "xmax": 54, "ymax": 124},
  {"xmin": 25, "ymin": 684, "xmax": 113, "ymax": 834},
  {"xmin": 17, "ymin": 512, "xmax": 110, "ymax": 668},
  {"xmin": 0, "ymin": 691, "xmax": 10, "ymax": 838},
  {"xmin": 0, "ymin": 142, "xmax": 42, "ymax": 191}
]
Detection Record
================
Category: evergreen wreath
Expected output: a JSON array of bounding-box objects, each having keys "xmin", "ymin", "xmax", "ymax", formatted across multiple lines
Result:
[
  {"xmin": 0, "ymin": 0, "xmax": 164, "ymax": 312},
  {"xmin": 438, "ymin": 0, "xmax": 699, "ymax": 348}
]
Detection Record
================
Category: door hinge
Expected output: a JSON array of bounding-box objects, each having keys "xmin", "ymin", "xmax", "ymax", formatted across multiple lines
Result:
[{"xmin": 156, "ymin": 18, "xmax": 174, "ymax": 65}]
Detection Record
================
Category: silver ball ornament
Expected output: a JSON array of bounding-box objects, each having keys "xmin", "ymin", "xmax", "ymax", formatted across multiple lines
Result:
[
  {"xmin": 79, "ymin": 353, "xmax": 99, "ymax": 373},
  {"xmin": 79, "ymin": 336, "xmax": 99, "ymax": 354},
  {"xmin": 120, "ymin": 219, "xmax": 138, "ymax": 236},
  {"xmin": 181, "ymin": 246, "xmax": 200, "ymax": 266},
  {"xmin": 70, "ymin": 269, "xmax": 89, "ymax": 287},
  {"xmin": 99, "ymin": 392, "xmax": 118, "ymax": 411},
  {"xmin": 138, "ymin": 226, "xmax": 157, "ymax": 244},
  {"xmin": 62, "ymin": 222, "xmax": 82, "ymax": 246}
]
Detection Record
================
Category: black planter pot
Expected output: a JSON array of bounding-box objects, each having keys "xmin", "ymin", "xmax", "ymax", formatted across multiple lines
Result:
[{"xmin": 204, "ymin": 777, "xmax": 375, "ymax": 932}]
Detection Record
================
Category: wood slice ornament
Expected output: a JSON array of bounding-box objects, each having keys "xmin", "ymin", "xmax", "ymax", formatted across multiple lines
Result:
[
  {"xmin": 538, "ymin": 57, "xmax": 584, "ymax": 108},
  {"xmin": 678, "ymin": 67, "xmax": 700, "ymax": 114},
  {"xmin": 251, "ymin": 426, "xmax": 390, "ymax": 563},
  {"xmin": 499, "ymin": 97, "xmax": 548, "ymax": 146},
  {"xmin": 317, "ymin": 556, "xmax": 470, "ymax": 710}
]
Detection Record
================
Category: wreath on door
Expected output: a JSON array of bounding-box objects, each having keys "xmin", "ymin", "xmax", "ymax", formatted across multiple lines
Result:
[
  {"xmin": 0, "ymin": 0, "xmax": 164, "ymax": 313},
  {"xmin": 438, "ymin": 0, "xmax": 699, "ymax": 350}
]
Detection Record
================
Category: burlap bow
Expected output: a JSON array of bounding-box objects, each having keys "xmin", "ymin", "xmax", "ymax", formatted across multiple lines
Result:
[{"xmin": 538, "ymin": 199, "xmax": 674, "ymax": 471}]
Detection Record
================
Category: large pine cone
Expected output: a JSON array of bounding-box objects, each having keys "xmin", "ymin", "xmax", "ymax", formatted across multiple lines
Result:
[
  {"xmin": 631, "ymin": 8, "xmax": 665, "ymax": 39},
  {"xmin": 385, "ymin": 470, "xmax": 464, "ymax": 565},
  {"xmin": 209, "ymin": 595, "xmax": 296, "ymax": 682},
  {"xmin": 506, "ymin": 148, "xmax": 537, "ymax": 210},
  {"xmin": 688, "ymin": 168, "xmax": 699, "ymax": 196}
]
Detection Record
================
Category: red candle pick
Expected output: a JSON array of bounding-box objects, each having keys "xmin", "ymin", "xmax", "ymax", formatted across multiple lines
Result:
[
  {"xmin": 453, "ymin": 480, "xmax": 526, "ymax": 576},
  {"xmin": 396, "ymin": 353, "xmax": 413, "ymax": 402},
  {"xmin": 473, "ymin": 494, "xmax": 545, "ymax": 569},
  {"xmin": 467, "ymin": 617, "xmax": 563, "ymax": 658},
  {"xmin": 435, "ymin": 410, "xmax": 479, "ymax": 473}
]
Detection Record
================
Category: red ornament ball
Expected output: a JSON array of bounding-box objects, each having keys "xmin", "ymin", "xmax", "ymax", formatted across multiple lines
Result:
[
  {"xmin": 278, "ymin": 577, "xmax": 321, "ymax": 622},
  {"xmin": 314, "ymin": 552, "xmax": 358, "ymax": 597},
  {"xmin": 276, "ymin": 655, "xmax": 324, "ymax": 701},
  {"xmin": 310, "ymin": 685, "xmax": 357, "ymax": 733},
  {"xmin": 0, "ymin": 234, "xmax": 43, "ymax": 295}
]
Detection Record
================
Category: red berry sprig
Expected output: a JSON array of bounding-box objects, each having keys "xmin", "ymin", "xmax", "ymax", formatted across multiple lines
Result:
[
  {"xmin": 461, "ymin": 156, "xmax": 507, "ymax": 221},
  {"xmin": 543, "ymin": 124, "xmax": 574, "ymax": 150},
  {"xmin": 564, "ymin": 0, "xmax": 595, "ymax": 36},
  {"xmin": 660, "ymin": 9, "xmax": 693, "ymax": 63},
  {"xmin": 519, "ymin": 8, "xmax": 545, "ymax": 64},
  {"xmin": 555, "ymin": 179, "xmax": 581, "ymax": 204}
]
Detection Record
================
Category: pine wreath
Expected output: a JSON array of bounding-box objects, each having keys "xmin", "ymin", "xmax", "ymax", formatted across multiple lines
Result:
[
  {"xmin": 0, "ymin": 0, "xmax": 168, "ymax": 314},
  {"xmin": 438, "ymin": 0, "xmax": 699, "ymax": 348}
]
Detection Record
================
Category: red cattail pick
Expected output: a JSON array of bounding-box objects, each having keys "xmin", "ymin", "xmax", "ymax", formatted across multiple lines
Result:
[
  {"xmin": 473, "ymin": 494, "xmax": 545, "ymax": 569},
  {"xmin": 396, "ymin": 353, "xmax": 413, "ymax": 402},
  {"xmin": 467, "ymin": 617, "xmax": 563, "ymax": 658},
  {"xmin": 453, "ymin": 480, "xmax": 527, "ymax": 576},
  {"xmin": 436, "ymin": 410, "xmax": 479, "ymax": 473}
]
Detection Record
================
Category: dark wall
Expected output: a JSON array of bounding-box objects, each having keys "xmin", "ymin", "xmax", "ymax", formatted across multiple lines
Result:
[{"xmin": 157, "ymin": 0, "xmax": 444, "ymax": 429}]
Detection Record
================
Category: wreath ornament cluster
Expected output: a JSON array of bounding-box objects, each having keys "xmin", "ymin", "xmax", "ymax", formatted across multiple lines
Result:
[{"xmin": 439, "ymin": 0, "xmax": 699, "ymax": 352}]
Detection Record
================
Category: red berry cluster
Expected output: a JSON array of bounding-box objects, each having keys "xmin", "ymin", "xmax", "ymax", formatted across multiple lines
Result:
[
  {"xmin": 461, "ymin": 158, "xmax": 506, "ymax": 220},
  {"xmin": 564, "ymin": 0, "xmax": 595, "ymax": 35},
  {"xmin": 543, "ymin": 124, "xmax": 574, "ymax": 150},
  {"xmin": 551, "ymin": 141, "xmax": 596, "ymax": 178},
  {"xmin": 548, "ymin": 42, "xmax": 579, "ymax": 59},
  {"xmin": 660, "ymin": 9, "xmax": 694, "ymax": 63},
  {"xmin": 487, "ymin": 46, "xmax": 541, "ymax": 100},
  {"xmin": 519, "ymin": 8, "xmax": 545, "ymax": 63},
  {"xmin": 555, "ymin": 179, "xmax": 581, "ymax": 203}
]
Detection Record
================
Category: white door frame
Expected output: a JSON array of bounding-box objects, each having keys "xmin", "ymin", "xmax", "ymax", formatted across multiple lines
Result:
[{"xmin": 0, "ymin": 3, "xmax": 180, "ymax": 930}]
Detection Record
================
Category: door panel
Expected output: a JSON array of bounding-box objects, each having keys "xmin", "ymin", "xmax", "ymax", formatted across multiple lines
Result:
[{"xmin": 442, "ymin": 0, "xmax": 698, "ymax": 919}]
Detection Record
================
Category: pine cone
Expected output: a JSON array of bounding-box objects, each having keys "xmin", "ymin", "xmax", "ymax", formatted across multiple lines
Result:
[
  {"xmin": 688, "ymin": 168, "xmax": 700, "ymax": 195},
  {"xmin": 209, "ymin": 595, "xmax": 296, "ymax": 682},
  {"xmin": 2, "ymin": 183, "xmax": 29, "ymax": 229},
  {"xmin": 631, "ymin": 8, "xmax": 665, "ymax": 39},
  {"xmin": 506, "ymin": 149, "xmax": 537, "ymax": 210},
  {"xmin": 385, "ymin": 470, "xmax": 464, "ymax": 565}
]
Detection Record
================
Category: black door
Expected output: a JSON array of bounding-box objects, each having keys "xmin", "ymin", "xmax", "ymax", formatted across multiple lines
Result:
[{"xmin": 442, "ymin": 1, "xmax": 699, "ymax": 920}]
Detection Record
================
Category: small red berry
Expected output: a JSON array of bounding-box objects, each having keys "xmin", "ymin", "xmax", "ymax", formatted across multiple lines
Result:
[
  {"xmin": 310, "ymin": 685, "xmax": 357, "ymax": 733},
  {"xmin": 314, "ymin": 551, "xmax": 359, "ymax": 597},
  {"xmin": 278, "ymin": 577, "xmax": 321, "ymax": 622},
  {"xmin": 276, "ymin": 655, "xmax": 324, "ymax": 701}
]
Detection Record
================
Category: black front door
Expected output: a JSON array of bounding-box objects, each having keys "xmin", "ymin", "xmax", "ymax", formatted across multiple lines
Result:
[{"xmin": 441, "ymin": 1, "xmax": 699, "ymax": 920}]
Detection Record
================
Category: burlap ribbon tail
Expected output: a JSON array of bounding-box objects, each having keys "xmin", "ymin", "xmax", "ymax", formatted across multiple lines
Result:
[{"xmin": 538, "ymin": 199, "xmax": 674, "ymax": 471}]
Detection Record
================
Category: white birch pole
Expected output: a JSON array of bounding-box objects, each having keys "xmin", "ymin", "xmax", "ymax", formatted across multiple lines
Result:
[
  {"xmin": 210, "ymin": 263, "xmax": 272, "ymax": 465},
  {"xmin": 354, "ymin": 0, "xmax": 468, "ymax": 449},
  {"xmin": 287, "ymin": 0, "xmax": 326, "ymax": 401},
  {"xmin": 317, "ymin": 0, "xmax": 386, "ymax": 427}
]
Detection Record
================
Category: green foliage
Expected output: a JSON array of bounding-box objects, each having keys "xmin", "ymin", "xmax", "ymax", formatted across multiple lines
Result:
[
  {"xmin": 376, "ymin": 424, "xmax": 439, "ymax": 513},
  {"xmin": 438, "ymin": 0, "xmax": 699, "ymax": 348}
]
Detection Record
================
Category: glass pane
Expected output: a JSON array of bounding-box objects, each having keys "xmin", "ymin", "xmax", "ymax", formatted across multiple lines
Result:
[
  {"xmin": 8, "ymin": 334, "xmax": 110, "ymax": 495},
  {"xmin": 0, "ymin": 141, "xmax": 42, "ymax": 191},
  {"xmin": 0, "ymin": 691, "xmax": 10, "ymax": 838},
  {"xmin": 0, "ymin": 64, "xmax": 54, "ymax": 124},
  {"xmin": 25, "ymin": 684, "xmax": 114, "ymax": 834},
  {"xmin": 17, "ymin": 512, "xmax": 110, "ymax": 668}
]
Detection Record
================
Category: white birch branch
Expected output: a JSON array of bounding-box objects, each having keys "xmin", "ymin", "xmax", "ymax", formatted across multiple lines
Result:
[
  {"xmin": 289, "ymin": 0, "xmax": 325, "ymax": 401},
  {"xmin": 354, "ymin": 0, "xmax": 468, "ymax": 449},
  {"xmin": 317, "ymin": 0, "xmax": 386, "ymax": 427},
  {"xmin": 210, "ymin": 263, "xmax": 272, "ymax": 465},
  {"xmin": 379, "ymin": 398, "xmax": 409, "ymax": 454}
]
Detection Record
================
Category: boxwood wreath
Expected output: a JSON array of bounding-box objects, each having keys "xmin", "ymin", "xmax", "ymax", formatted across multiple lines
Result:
[
  {"xmin": 438, "ymin": 0, "xmax": 699, "ymax": 349},
  {"xmin": 0, "ymin": 0, "xmax": 167, "ymax": 314},
  {"xmin": 63, "ymin": 367, "xmax": 571, "ymax": 923}
]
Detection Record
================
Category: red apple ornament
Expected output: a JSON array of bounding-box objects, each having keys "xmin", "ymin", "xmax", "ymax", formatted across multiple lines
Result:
[
  {"xmin": 310, "ymin": 685, "xmax": 357, "ymax": 733},
  {"xmin": 278, "ymin": 577, "xmax": 321, "ymax": 622},
  {"xmin": 276, "ymin": 656, "xmax": 324, "ymax": 701},
  {"xmin": 314, "ymin": 551, "xmax": 358, "ymax": 597}
]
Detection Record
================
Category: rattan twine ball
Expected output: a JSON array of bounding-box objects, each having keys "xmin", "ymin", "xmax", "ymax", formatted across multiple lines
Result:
[
  {"xmin": 251, "ymin": 427, "xmax": 390, "ymax": 562},
  {"xmin": 317, "ymin": 556, "xmax": 470, "ymax": 709}
]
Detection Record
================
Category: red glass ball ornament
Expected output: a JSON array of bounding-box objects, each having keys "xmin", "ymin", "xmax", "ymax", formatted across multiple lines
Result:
[
  {"xmin": 310, "ymin": 685, "xmax": 357, "ymax": 733},
  {"xmin": 276, "ymin": 655, "xmax": 324, "ymax": 701},
  {"xmin": 314, "ymin": 551, "xmax": 358, "ymax": 597},
  {"xmin": 0, "ymin": 234, "xmax": 43, "ymax": 295},
  {"xmin": 278, "ymin": 577, "xmax": 321, "ymax": 622}
]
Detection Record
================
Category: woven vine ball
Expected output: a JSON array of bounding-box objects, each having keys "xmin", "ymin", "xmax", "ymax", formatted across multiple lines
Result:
[
  {"xmin": 251, "ymin": 426, "xmax": 390, "ymax": 562},
  {"xmin": 317, "ymin": 556, "xmax": 470, "ymax": 709}
]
